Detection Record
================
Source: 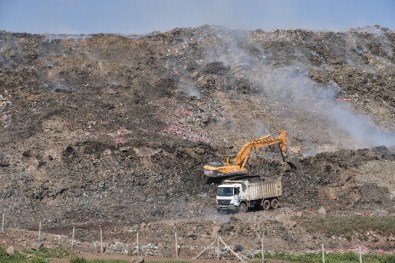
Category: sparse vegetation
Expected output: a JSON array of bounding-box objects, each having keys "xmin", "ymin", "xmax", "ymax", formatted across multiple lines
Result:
[
  {"xmin": 2, "ymin": 245, "xmax": 395, "ymax": 263},
  {"xmin": 254, "ymin": 251, "xmax": 395, "ymax": 263},
  {"xmin": 0, "ymin": 246, "xmax": 69, "ymax": 263},
  {"xmin": 0, "ymin": 246, "xmax": 44, "ymax": 263},
  {"xmin": 70, "ymin": 258, "xmax": 128, "ymax": 263},
  {"xmin": 27, "ymin": 246, "xmax": 69, "ymax": 259},
  {"xmin": 70, "ymin": 258, "xmax": 88, "ymax": 263},
  {"xmin": 4, "ymin": 249, "xmax": 192, "ymax": 263},
  {"xmin": 299, "ymin": 216, "xmax": 395, "ymax": 237},
  {"xmin": 69, "ymin": 259, "xmax": 191, "ymax": 263}
]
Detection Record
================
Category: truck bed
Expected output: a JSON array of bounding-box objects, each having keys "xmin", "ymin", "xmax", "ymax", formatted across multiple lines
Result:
[{"xmin": 224, "ymin": 178, "xmax": 282, "ymax": 201}]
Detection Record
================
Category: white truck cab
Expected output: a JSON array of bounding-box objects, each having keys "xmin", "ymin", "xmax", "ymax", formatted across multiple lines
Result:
[{"xmin": 216, "ymin": 183, "xmax": 243, "ymax": 211}]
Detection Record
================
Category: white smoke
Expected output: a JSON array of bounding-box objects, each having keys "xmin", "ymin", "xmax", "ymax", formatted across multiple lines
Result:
[
  {"xmin": 204, "ymin": 29, "xmax": 264, "ymax": 67},
  {"xmin": 257, "ymin": 67, "xmax": 395, "ymax": 149},
  {"xmin": 201, "ymin": 29, "xmax": 395, "ymax": 153},
  {"xmin": 44, "ymin": 33, "xmax": 93, "ymax": 42},
  {"xmin": 178, "ymin": 77, "xmax": 201, "ymax": 99},
  {"xmin": 329, "ymin": 103, "xmax": 395, "ymax": 147},
  {"xmin": 351, "ymin": 26, "xmax": 393, "ymax": 58}
]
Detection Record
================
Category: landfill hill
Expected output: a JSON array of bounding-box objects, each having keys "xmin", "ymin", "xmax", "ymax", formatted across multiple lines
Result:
[{"xmin": 0, "ymin": 25, "xmax": 394, "ymax": 255}]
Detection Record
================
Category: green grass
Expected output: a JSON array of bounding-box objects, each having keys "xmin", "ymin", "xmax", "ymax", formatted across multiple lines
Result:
[
  {"xmin": 70, "ymin": 258, "xmax": 129, "ymax": 263},
  {"xmin": 0, "ymin": 246, "xmax": 45, "ymax": 263},
  {"xmin": 0, "ymin": 246, "xmax": 69, "ymax": 263},
  {"xmin": 254, "ymin": 252, "xmax": 395, "ymax": 263},
  {"xmin": 299, "ymin": 215, "xmax": 395, "ymax": 238},
  {"xmin": 27, "ymin": 246, "xmax": 70, "ymax": 259},
  {"xmin": 70, "ymin": 259, "xmax": 190, "ymax": 263},
  {"xmin": 3, "ymin": 246, "xmax": 394, "ymax": 263},
  {"xmin": 1, "ymin": 246, "xmax": 191, "ymax": 263}
]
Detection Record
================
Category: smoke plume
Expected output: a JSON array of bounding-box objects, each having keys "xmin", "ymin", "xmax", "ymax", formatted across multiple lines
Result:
[{"xmin": 201, "ymin": 28, "xmax": 395, "ymax": 154}]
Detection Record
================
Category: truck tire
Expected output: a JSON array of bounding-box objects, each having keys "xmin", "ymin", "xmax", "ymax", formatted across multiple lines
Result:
[
  {"xmin": 239, "ymin": 203, "xmax": 248, "ymax": 213},
  {"xmin": 262, "ymin": 200, "xmax": 270, "ymax": 210},
  {"xmin": 270, "ymin": 198, "xmax": 279, "ymax": 209}
]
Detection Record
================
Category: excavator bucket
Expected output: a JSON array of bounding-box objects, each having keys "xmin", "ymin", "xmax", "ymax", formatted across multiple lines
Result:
[{"xmin": 285, "ymin": 155, "xmax": 301, "ymax": 170}]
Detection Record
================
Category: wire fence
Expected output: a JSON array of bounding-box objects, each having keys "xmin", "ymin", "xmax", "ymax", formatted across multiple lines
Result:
[{"xmin": 1, "ymin": 213, "xmax": 394, "ymax": 262}]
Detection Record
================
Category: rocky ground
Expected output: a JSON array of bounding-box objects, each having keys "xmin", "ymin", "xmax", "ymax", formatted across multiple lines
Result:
[{"xmin": 0, "ymin": 25, "xmax": 395, "ymax": 259}]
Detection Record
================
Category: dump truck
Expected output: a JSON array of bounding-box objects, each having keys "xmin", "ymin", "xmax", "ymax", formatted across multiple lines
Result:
[{"xmin": 216, "ymin": 177, "xmax": 282, "ymax": 213}]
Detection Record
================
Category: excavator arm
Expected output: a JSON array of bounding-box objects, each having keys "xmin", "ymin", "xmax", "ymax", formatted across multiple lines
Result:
[
  {"xmin": 203, "ymin": 130, "xmax": 288, "ymax": 177},
  {"xmin": 233, "ymin": 130, "xmax": 287, "ymax": 167}
]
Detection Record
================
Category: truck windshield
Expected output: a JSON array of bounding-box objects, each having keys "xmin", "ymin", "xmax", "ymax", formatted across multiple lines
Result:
[{"xmin": 217, "ymin": 187, "xmax": 233, "ymax": 196}]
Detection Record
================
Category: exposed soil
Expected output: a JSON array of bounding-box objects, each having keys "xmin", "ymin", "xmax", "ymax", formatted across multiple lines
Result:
[{"xmin": 0, "ymin": 25, "xmax": 394, "ymax": 259}]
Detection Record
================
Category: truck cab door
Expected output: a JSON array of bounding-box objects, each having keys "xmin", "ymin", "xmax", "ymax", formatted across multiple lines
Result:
[{"xmin": 234, "ymin": 187, "xmax": 241, "ymax": 204}]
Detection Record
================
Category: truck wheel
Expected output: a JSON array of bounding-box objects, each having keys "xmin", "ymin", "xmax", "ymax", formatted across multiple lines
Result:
[
  {"xmin": 270, "ymin": 198, "xmax": 279, "ymax": 209},
  {"xmin": 239, "ymin": 203, "xmax": 248, "ymax": 213},
  {"xmin": 263, "ymin": 200, "xmax": 270, "ymax": 210}
]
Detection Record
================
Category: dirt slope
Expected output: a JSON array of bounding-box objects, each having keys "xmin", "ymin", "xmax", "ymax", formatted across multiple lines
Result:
[{"xmin": 0, "ymin": 25, "xmax": 394, "ymax": 255}]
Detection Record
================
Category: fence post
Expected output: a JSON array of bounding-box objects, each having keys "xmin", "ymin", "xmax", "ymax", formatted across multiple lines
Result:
[
  {"xmin": 261, "ymin": 238, "xmax": 264, "ymax": 263},
  {"xmin": 321, "ymin": 243, "xmax": 325, "ymax": 263},
  {"xmin": 100, "ymin": 225, "xmax": 103, "ymax": 254},
  {"xmin": 136, "ymin": 232, "xmax": 139, "ymax": 256},
  {"xmin": 217, "ymin": 235, "xmax": 220, "ymax": 260},
  {"xmin": 71, "ymin": 226, "xmax": 75, "ymax": 249},
  {"xmin": 38, "ymin": 221, "xmax": 42, "ymax": 241},
  {"xmin": 194, "ymin": 237, "xmax": 218, "ymax": 260},
  {"xmin": 1, "ymin": 213, "xmax": 4, "ymax": 232},
  {"xmin": 359, "ymin": 245, "xmax": 362, "ymax": 263},
  {"xmin": 219, "ymin": 237, "xmax": 245, "ymax": 262},
  {"xmin": 175, "ymin": 232, "xmax": 178, "ymax": 257}
]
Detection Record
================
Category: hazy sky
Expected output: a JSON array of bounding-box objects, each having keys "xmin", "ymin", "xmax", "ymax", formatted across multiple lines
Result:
[{"xmin": 0, "ymin": 0, "xmax": 394, "ymax": 34}]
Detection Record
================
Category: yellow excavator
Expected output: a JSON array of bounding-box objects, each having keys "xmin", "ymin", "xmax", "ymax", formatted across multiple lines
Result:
[{"xmin": 203, "ymin": 130, "xmax": 289, "ymax": 177}]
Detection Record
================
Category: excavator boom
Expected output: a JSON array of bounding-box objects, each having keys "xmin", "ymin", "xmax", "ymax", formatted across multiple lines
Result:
[
  {"xmin": 234, "ymin": 131, "xmax": 287, "ymax": 166},
  {"xmin": 203, "ymin": 130, "xmax": 288, "ymax": 177}
]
